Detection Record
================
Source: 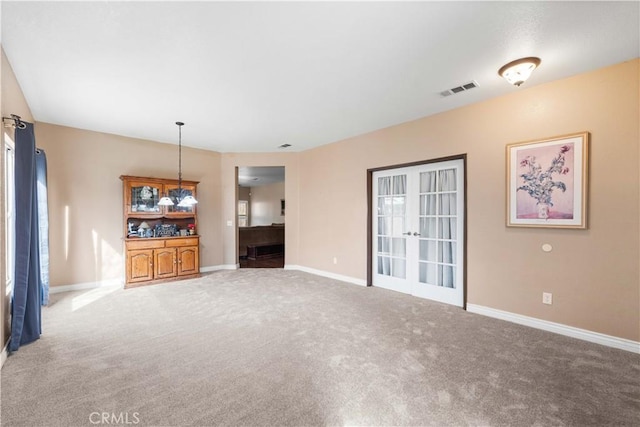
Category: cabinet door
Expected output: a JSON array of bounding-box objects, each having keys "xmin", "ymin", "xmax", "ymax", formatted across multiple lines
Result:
[
  {"xmin": 164, "ymin": 184, "xmax": 197, "ymax": 216},
  {"xmin": 177, "ymin": 246, "xmax": 199, "ymax": 276},
  {"xmin": 126, "ymin": 180, "xmax": 163, "ymax": 215},
  {"xmin": 127, "ymin": 249, "xmax": 154, "ymax": 283},
  {"xmin": 154, "ymin": 248, "xmax": 177, "ymax": 279}
]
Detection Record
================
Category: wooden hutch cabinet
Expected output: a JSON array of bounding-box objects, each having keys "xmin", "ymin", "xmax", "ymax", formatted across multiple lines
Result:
[{"xmin": 121, "ymin": 175, "xmax": 200, "ymax": 288}]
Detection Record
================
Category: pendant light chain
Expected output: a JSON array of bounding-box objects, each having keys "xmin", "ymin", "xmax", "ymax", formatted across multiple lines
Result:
[
  {"xmin": 158, "ymin": 120, "xmax": 197, "ymax": 208},
  {"xmin": 163, "ymin": 120, "xmax": 198, "ymax": 208},
  {"xmin": 177, "ymin": 121, "xmax": 183, "ymax": 198}
]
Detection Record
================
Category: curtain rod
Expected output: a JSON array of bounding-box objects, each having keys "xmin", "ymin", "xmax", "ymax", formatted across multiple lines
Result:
[{"xmin": 2, "ymin": 114, "xmax": 27, "ymax": 129}]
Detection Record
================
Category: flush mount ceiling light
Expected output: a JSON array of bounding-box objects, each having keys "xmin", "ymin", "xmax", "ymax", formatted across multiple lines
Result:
[
  {"xmin": 158, "ymin": 121, "xmax": 198, "ymax": 207},
  {"xmin": 498, "ymin": 57, "xmax": 541, "ymax": 87}
]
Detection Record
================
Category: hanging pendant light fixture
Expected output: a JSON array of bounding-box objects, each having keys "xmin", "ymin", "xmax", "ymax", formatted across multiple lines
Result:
[
  {"xmin": 158, "ymin": 121, "xmax": 198, "ymax": 207},
  {"xmin": 158, "ymin": 194, "xmax": 173, "ymax": 206}
]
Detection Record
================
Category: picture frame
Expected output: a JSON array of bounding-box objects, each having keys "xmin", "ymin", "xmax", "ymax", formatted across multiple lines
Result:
[{"xmin": 506, "ymin": 132, "xmax": 589, "ymax": 229}]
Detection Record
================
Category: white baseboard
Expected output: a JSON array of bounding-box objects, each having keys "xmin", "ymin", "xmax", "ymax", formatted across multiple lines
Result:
[
  {"xmin": 1, "ymin": 340, "xmax": 8, "ymax": 368},
  {"xmin": 200, "ymin": 264, "xmax": 238, "ymax": 273},
  {"xmin": 285, "ymin": 265, "xmax": 367, "ymax": 287},
  {"xmin": 49, "ymin": 266, "xmax": 240, "ymax": 293},
  {"xmin": 49, "ymin": 278, "xmax": 123, "ymax": 294},
  {"xmin": 466, "ymin": 303, "xmax": 640, "ymax": 354}
]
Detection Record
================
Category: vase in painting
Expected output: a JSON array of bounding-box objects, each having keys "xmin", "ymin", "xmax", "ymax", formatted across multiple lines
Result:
[{"xmin": 537, "ymin": 203, "xmax": 550, "ymax": 219}]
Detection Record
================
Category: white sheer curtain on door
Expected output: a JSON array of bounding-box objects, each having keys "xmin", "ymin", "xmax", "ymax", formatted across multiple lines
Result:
[
  {"xmin": 376, "ymin": 175, "xmax": 407, "ymax": 278},
  {"xmin": 438, "ymin": 169, "xmax": 457, "ymax": 288}
]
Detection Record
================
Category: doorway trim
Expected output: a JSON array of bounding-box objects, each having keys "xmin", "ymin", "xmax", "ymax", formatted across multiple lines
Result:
[{"xmin": 366, "ymin": 154, "xmax": 468, "ymax": 309}]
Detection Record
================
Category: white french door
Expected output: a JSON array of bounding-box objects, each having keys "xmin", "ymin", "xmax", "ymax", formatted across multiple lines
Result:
[{"xmin": 372, "ymin": 159, "xmax": 464, "ymax": 307}]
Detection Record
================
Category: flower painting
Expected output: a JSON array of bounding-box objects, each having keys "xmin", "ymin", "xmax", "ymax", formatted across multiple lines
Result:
[
  {"xmin": 516, "ymin": 143, "xmax": 574, "ymax": 219},
  {"xmin": 507, "ymin": 132, "xmax": 589, "ymax": 228}
]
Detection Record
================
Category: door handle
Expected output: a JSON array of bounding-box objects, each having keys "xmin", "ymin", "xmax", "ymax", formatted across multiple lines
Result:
[
  {"xmin": 413, "ymin": 232, "xmax": 421, "ymax": 236},
  {"xmin": 402, "ymin": 232, "xmax": 412, "ymax": 236}
]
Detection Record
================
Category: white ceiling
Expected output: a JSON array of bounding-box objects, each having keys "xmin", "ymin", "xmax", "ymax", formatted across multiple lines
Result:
[
  {"xmin": 238, "ymin": 166, "xmax": 284, "ymax": 187},
  {"xmin": 2, "ymin": 2, "xmax": 638, "ymax": 153}
]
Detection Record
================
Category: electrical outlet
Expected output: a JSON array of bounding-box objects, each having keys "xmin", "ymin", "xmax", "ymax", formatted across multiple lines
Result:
[
  {"xmin": 333, "ymin": 257, "xmax": 338, "ymax": 265},
  {"xmin": 542, "ymin": 292, "xmax": 553, "ymax": 305}
]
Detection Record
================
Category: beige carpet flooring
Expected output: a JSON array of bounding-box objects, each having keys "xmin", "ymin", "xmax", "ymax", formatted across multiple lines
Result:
[{"xmin": 1, "ymin": 269, "xmax": 639, "ymax": 426}]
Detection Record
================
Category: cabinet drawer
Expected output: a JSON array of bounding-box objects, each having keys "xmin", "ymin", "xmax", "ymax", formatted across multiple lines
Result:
[
  {"xmin": 126, "ymin": 239, "xmax": 165, "ymax": 250},
  {"xmin": 166, "ymin": 237, "xmax": 199, "ymax": 248}
]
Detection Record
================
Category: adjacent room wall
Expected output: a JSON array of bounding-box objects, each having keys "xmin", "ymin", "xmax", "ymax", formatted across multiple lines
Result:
[
  {"xmin": 249, "ymin": 182, "xmax": 285, "ymax": 226},
  {"xmin": 238, "ymin": 186, "xmax": 251, "ymax": 225},
  {"xmin": 34, "ymin": 123, "xmax": 223, "ymax": 287},
  {"xmin": 220, "ymin": 154, "xmax": 298, "ymax": 267},
  {"xmin": 297, "ymin": 59, "xmax": 640, "ymax": 341},
  {"xmin": 1, "ymin": 48, "xmax": 35, "ymax": 353}
]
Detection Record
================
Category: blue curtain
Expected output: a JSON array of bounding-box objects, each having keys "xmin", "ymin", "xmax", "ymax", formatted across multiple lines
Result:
[
  {"xmin": 9, "ymin": 122, "xmax": 42, "ymax": 352},
  {"xmin": 36, "ymin": 150, "xmax": 50, "ymax": 306}
]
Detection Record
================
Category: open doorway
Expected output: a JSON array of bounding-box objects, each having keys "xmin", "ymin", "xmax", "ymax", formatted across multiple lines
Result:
[{"xmin": 237, "ymin": 166, "xmax": 285, "ymax": 268}]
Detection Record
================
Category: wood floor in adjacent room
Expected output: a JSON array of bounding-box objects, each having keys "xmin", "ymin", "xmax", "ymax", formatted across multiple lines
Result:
[
  {"xmin": 239, "ymin": 255, "xmax": 284, "ymax": 268},
  {"xmin": 1, "ymin": 269, "xmax": 639, "ymax": 426}
]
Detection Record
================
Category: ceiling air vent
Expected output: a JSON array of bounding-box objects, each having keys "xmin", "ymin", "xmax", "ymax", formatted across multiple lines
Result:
[{"xmin": 440, "ymin": 80, "xmax": 479, "ymax": 97}]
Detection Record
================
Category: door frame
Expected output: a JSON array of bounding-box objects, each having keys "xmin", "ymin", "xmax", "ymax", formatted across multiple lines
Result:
[{"xmin": 366, "ymin": 154, "xmax": 468, "ymax": 309}]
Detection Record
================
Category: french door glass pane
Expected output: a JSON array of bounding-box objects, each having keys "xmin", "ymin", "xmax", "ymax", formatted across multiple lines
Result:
[
  {"xmin": 420, "ymin": 171, "xmax": 437, "ymax": 193},
  {"xmin": 420, "ymin": 194, "xmax": 437, "ymax": 215},
  {"xmin": 393, "ymin": 196, "xmax": 406, "ymax": 215},
  {"xmin": 377, "ymin": 237, "xmax": 390, "ymax": 255},
  {"xmin": 438, "ymin": 169, "xmax": 457, "ymax": 191},
  {"xmin": 438, "ymin": 193, "xmax": 457, "ymax": 215},
  {"xmin": 438, "ymin": 218, "xmax": 457, "ymax": 240},
  {"xmin": 392, "ymin": 258, "xmax": 406, "ymax": 279},
  {"xmin": 419, "ymin": 239, "xmax": 437, "ymax": 262},
  {"xmin": 420, "ymin": 218, "xmax": 437, "ymax": 238},
  {"xmin": 438, "ymin": 265, "xmax": 456, "ymax": 288},
  {"xmin": 378, "ymin": 256, "xmax": 391, "ymax": 275},
  {"xmin": 392, "ymin": 217, "xmax": 405, "ymax": 236},
  {"xmin": 419, "ymin": 262, "xmax": 437, "ymax": 284},
  {"xmin": 393, "ymin": 175, "xmax": 406, "ymax": 195},
  {"xmin": 378, "ymin": 177, "xmax": 391, "ymax": 195},
  {"xmin": 391, "ymin": 238, "xmax": 406, "ymax": 256},
  {"xmin": 438, "ymin": 241, "xmax": 456, "ymax": 264},
  {"xmin": 378, "ymin": 197, "xmax": 392, "ymax": 215},
  {"xmin": 378, "ymin": 217, "xmax": 391, "ymax": 235}
]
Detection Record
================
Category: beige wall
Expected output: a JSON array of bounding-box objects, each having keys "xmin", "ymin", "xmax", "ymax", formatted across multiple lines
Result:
[
  {"xmin": 298, "ymin": 59, "xmax": 640, "ymax": 341},
  {"xmin": 220, "ymin": 153, "xmax": 298, "ymax": 266},
  {"xmin": 34, "ymin": 123, "xmax": 223, "ymax": 287},
  {"xmin": 250, "ymin": 182, "xmax": 285, "ymax": 226},
  {"xmin": 1, "ymin": 48, "xmax": 35, "ymax": 352}
]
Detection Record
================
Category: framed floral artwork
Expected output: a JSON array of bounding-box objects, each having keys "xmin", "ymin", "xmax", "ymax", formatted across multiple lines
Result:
[{"xmin": 506, "ymin": 132, "xmax": 589, "ymax": 228}]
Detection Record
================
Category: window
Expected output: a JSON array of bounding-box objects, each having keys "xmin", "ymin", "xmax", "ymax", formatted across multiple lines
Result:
[
  {"xmin": 238, "ymin": 200, "xmax": 248, "ymax": 227},
  {"xmin": 4, "ymin": 134, "xmax": 15, "ymax": 297}
]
